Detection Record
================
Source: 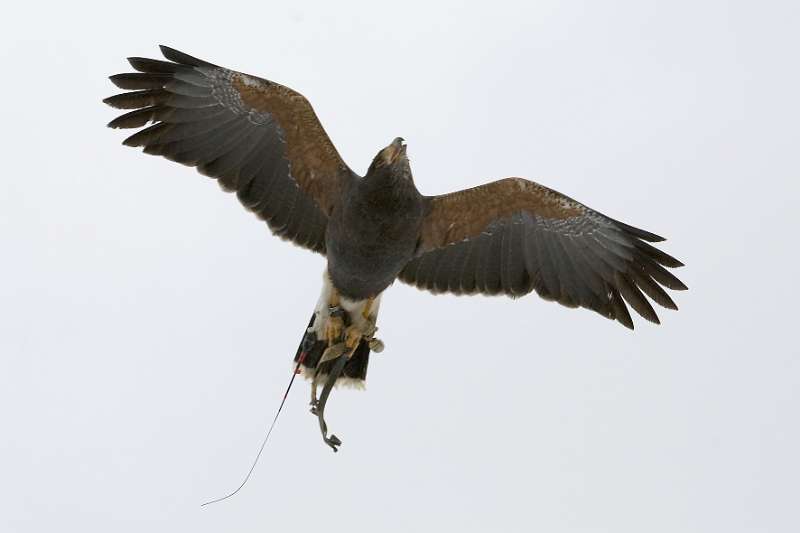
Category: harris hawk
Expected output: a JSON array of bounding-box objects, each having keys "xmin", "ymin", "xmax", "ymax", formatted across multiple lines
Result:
[{"xmin": 105, "ymin": 46, "xmax": 687, "ymax": 451}]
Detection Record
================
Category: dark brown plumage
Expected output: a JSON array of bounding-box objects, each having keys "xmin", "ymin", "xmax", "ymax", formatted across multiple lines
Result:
[
  {"xmin": 106, "ymin": 46, "xmax": 353, "ymax": 255},
  {"xmin": 106, "ymin": 45, "xmax": 686, "ymax": 339}
]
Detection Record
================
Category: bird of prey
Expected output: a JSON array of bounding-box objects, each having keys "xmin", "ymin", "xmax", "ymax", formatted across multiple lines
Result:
[{"xmin": 106, "ymin": 46, "xmax": 686, "ymax": 450}]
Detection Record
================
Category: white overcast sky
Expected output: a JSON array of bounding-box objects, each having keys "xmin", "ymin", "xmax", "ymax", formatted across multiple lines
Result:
[{"xmin": 1, "ymin": 1, "xmax": 798, "ymax": 532}]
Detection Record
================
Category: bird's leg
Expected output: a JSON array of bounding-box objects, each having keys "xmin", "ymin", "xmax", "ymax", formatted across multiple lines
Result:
[
  {"xmin": 361, "ymin": 296, "xmax": 376, "ymax": 321},
  {"xmin": 324, "ymin": 287, "xmax": 344, "ymax": 346},
  {"xmin": 344, "ymin": 326, "xmax": 362, "ymax": 350},
  {"xmin": 344, "ymin": 296, "xmax": 376, "ymax": 350}
]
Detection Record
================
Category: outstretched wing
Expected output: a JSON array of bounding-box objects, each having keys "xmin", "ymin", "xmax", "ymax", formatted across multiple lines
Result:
[
  {"xmin": 400, "ymin": 178, "xmax": 687, "ymax": 329},
  {"xmin": 105, "ymin": 45, "xmax": 356, "ymax": 254}
]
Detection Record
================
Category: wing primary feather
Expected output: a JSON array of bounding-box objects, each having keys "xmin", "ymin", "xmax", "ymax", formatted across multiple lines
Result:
[
  {"xmin": 630, "ymin": 268, "xmax": 678, "ymax": 310},
  {"xmin": 172, "ymin": 69, "xmax": 214, "ymax": 88},
  {"xmin": 122, "ymin": 122, "xmax": 170, "ymax": 147},
  {"xmin": 149, "ymin": 114, "xmax": 239, "ymax": 147},
  {"xmin": 158, "ymin": 105, "xmax": 227, "ymax": 124},
  {"xmin": 145, "ymin": 115, "xmax": 241, "ymax": 158},
  {"xmin": 558, "ymin": 235, "xmax": 605, "ymax": 310},
  {"xmin": 566, "ymin": 235, "xmax": 610, "ymax": 300},
  {"xmin": 638, "ymin": 252, "xmax": 688, "ymax": 291},
  {"xmin": 610, "ymin": 218, "xmax": 666, "ymax": 242},
  {"xmin": 635, "ymin": 240, "xmax": 684, "ymax": 268},
  {"xmin": 103, "ymin": 89, "xmax": 168, "ymax": 109},
  {"xmin": 166, "ymin": 93, "xmax": 219, "ymax": 109},
  {"xmin": 109, "ymin": 72, "xmax": 171, "ymax": 90},
  {"xmin": 177, "ymin": 121, "xmax": 257, "ymax": 167},
  {"xmin": 195, "ymin": 128, "xmax": 261, "ymax": 175},
  {"xmin": 616, "ymin": 272, "xmax": 660, "ymax": 324},
  {"xmin": 572, "ymin": 238, "xmax": 615, "ymax": 283},
  {"xmin": 159, "ymin": 45, "xmax": 216, "ymax": 68},
  {"xmin": 107, "ymin": 106, "xmax": 165, "ymax": 129},
  {"xmin": 165, "ymin": 79, "xmax": 214, "ymax": 98},
  {"xmin": 610, "ymin": 288, "xmax": 634, "ymax": 329},
  {"xmin": 585, "ymin": 234, "xmax": 629, "ymax": 271},
  {"xmin": 205, "ymin": 129, "xmax": 269, "ymax": 188},
  {"xmin": 127, "ymin": 57, "xmax": 181, "ymax": 74},
  {"xmin": 593, "ymin": 227, "xmax": 636, "ymax": 259}
]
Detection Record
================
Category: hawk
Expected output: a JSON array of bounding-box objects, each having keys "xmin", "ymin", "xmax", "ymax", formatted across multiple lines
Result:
[{"xmin": 106, "ymin": 46, "xmax": 687, "ymax": 450}]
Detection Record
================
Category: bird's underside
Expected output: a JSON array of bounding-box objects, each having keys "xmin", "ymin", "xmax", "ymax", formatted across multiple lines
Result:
[{"xmin": 106, "ymin": 45, "xmax": 687, "ymax": 449}]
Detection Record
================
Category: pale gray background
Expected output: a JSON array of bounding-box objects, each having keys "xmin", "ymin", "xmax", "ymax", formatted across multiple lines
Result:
[{"xmin": 1, "ymin": 1, "xmax": 798, "ymax": 531}]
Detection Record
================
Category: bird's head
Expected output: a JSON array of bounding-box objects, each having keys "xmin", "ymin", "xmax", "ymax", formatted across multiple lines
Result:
[{"xmin": 367, "ymin": 137, "xmax": 412, "ymax": 181}]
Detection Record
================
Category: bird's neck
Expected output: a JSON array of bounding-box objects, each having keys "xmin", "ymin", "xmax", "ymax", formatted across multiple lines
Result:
[
  {"xmin": 357, "ymin": 172, "xmax": 421, "ymax": 215},
  {"xmin": 362, "ymin": 170, "xmax": 416, "ymax": 198}
]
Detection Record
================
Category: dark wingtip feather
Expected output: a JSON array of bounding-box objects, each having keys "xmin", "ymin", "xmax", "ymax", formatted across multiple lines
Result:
[
  {"xmin": 127, "ymin": 56, "xmax": 180, "ymax": 74},
  {"xmin": 122, "ymin": 122, "xmax": 169, "ymax": 147},
  {"xmin": 613, "ymin": 219, "xmax": 665, "ymax": 242},
  {"xmin": 103, "ymin": 89, "xmax": 168, "ymax": 110},
  {"xmin": 102, "ymin": 95, "xmax": 119, "ymax": 107},
  {"xmin": 659, "ymin": 269, "xmax": 688, "ymax": 291},
  {"xmin": 159, "ymin": 45, "xmax": 215, "ymax": 68},
  {"xmin": 109, "ymin": 72, "xmax": 171, "ymax": 90},
  {"xmin": 636, "ymin": 240, "xmax": 685, "ymax": 268},
  {"xmin": 631, "ymin": 269, "xmax": 679, "ymax": 310},
  {"xmin": 107, "ymin": 106, "xmax": 163, "ymax": 129},
  {"xmin": 641, "ymin": 254, "xmax": 689, "ymax": 291},
  {"xmin": 610, "ymin": 289, "xmax": 634, "ymax": 330},
  {"xmin": 617, "ymin": 273, "xmax": 661, "ymax": 325}
]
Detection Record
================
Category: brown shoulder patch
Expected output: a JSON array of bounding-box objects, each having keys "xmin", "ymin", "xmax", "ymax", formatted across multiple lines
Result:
[
  {"xmin": 232, "ymin": 74, "xmax": 347, "ymax": 215},
  {"xmin": 420, "ymin": 177, "xmax": 584, "ymax": 250}
]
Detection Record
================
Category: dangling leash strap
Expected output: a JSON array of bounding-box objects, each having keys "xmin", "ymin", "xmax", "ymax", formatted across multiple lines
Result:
[
  {"xmin": 307, "ymin": 317, "xmax": 382, "ymax": 452},
  {"xmin": 313, "ymin": 351, "xmax": 349, "ymax": 452}
]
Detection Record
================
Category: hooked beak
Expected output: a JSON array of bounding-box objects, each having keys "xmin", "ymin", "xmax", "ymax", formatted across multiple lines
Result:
[{"xmin": 382, "ymin": 137, "xmax": 407, "ymax": 164}]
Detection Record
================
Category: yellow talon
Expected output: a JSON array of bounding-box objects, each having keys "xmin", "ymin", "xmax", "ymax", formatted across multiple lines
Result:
[
  {"xmin": 344, "ymin": 325, "xmax": 362, "ymax": 350},
  {"xmin": 361, "ymin": 296, "xmax": 375, "ymax": 320},
  {"xmin": 324, "ymin": 315, "xmax": 344, "ymax": 346}
]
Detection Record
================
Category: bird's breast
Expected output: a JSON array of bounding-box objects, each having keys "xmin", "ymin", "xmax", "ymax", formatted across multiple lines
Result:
[{"xmin": 325, "ymin": 186, "xmax": 424, "ymax": 300}]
